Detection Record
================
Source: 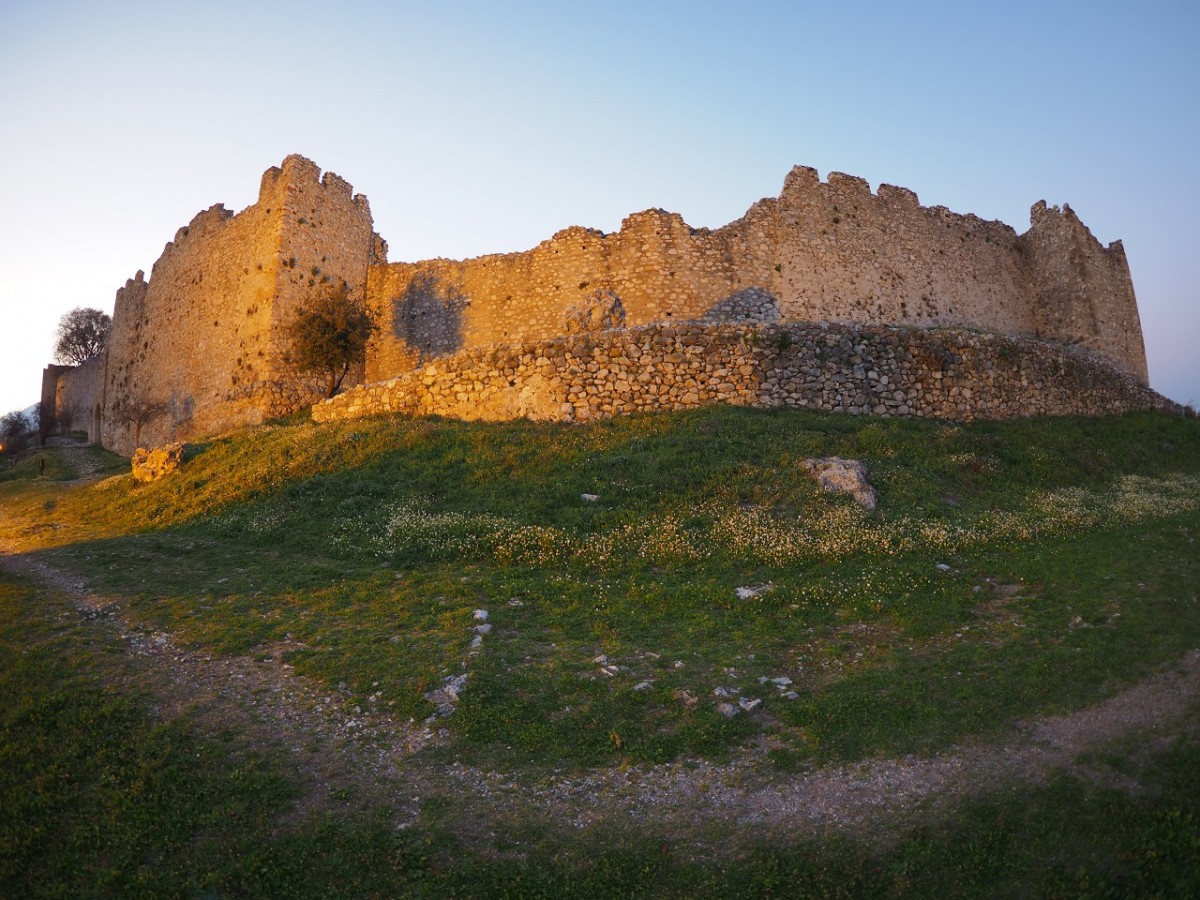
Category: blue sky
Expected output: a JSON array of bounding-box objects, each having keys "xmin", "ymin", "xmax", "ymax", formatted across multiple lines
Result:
[{"xmin": 2, "ymin": 0, "xmax": 1197, "ymax": 419}]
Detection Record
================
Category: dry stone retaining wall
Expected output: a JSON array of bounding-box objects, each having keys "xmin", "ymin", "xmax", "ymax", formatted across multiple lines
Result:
[{"xmin": 315, "ymin": 323, "xmax": 1177, "ymax": 427}]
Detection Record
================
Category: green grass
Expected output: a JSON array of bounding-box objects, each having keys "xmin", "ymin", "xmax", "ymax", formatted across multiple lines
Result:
[
  {"xmin": 0, "ymin": 442, "xmax": 125, "ymax": 484},
  {"xmin": 3, "ymin": 568, "xmax": 1199, "ymax": 896},
  {"xmin": 1, "ymin": 405, "xmax": 1199, "ymax": 893}
]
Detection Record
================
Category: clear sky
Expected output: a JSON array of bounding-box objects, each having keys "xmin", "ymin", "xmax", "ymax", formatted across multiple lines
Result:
[{"xmin": 2, "ymin": 0, "xmax": 1197, "ymax": 419}]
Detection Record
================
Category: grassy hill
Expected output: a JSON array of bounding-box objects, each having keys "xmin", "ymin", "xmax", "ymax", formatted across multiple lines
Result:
[{"xmin": 2, "ymin": 406, "xmax": 1198, "ymax": 896}]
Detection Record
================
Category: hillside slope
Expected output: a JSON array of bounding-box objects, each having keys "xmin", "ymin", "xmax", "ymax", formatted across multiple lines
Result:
[{"xmin": 2, "ymin": 406, "xmax": 1198, "ymax": 895}]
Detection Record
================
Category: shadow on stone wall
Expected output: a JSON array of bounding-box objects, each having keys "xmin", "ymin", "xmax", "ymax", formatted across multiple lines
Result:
[
  {"xmin": 169, "ymin": 392, "xmax": 195, "ymax": 434},
  {"xmin": 391, "ymin": 272, "xmax": 468, "ymax": 362},
  {"xmin": 701, "ymin": 287, "xmax": 780, "ymax": 324}
]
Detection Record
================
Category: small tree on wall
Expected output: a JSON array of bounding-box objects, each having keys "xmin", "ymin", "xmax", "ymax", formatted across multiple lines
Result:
[
  {"xmin": 111, "ymin": 398, "xmax": 168, "ymax": 449},
  {"xmin": 54, "ymin": 307, "xmax": 112, "ymax": 365},
  {"xmin": 285, "ymin": 285, "xmax": 378, "ymax": 399},
  {"xmin": 57, "ymin": 402, "xmax": 78, "ymax": 436}
]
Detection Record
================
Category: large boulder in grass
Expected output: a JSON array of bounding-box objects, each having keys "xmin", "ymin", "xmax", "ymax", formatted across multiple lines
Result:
[
  {"xmin": 801, "ymin": 457, "xmax": 877, "ymax": 511},
  {"xmin": 131, "ymin": 443, "xmax": 184, "ymax": 483}
]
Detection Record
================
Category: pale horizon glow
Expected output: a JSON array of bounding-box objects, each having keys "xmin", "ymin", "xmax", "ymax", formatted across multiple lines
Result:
[{"xmin": 2, "ymin": 0, "xmax": 1198, "ymax": 420}]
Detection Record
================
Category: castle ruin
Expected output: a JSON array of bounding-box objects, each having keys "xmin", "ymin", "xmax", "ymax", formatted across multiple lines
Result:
[{"xmin": 42, "ymin": 154, "xmax": 1168, "ymax": 455}]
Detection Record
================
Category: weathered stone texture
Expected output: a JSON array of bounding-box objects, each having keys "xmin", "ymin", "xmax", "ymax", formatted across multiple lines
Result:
[
  {"xmin": 1023, "ymin": 201, "xmax": 1148, "ymax": 384},
  {"xmin": 365, "ymin": 165, "xmax": 1148, "ymax": 387},
  {"xmin": 57, "ymin": 357, "xmax": 106, "ymax": 440},
  {"xmin": 315, "ymin": 323, "xmax": 1177, "ymax": 427},
  {"xmin": 131, "ymin": 442, "xmax": 184, "ymax": 482}
]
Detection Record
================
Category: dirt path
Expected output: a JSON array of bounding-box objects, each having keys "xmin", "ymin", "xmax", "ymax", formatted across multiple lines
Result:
[
  {"xmin": 2, "ymin": 547, "xmax": 1198, "ymax": 852},
  {"xmin": 55, "ymin": 442, "xmax": 111, "ymax": 482}
]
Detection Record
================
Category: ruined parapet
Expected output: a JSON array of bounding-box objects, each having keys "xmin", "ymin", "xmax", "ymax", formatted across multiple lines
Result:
[{"xmin": 1021, "ymin": 201, "xmax": 1149, "ymax": 385}]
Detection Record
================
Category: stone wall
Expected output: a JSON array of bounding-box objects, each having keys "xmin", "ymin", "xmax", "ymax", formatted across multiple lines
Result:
[
  {"xmin": 1024, "ymin": 201, "xmax": 1148, "ymax": 383},
  {"xmin": 99, "ymin": 155, "xmax": 381, "ymax": 455},
  {"xmin": 316, "ymin": 323, "xmax": 1177, "ymax": 427},
  {"xmin": 39, "ymin": 364, "xmax": 69, "ymax": 437},
  {"xmin": 365, "ymin": 166, "xmax": 1148, "ymax": 387},
  {"xmin": 53, "ymin": 357, "xmax": 107, "ymax": 440}
]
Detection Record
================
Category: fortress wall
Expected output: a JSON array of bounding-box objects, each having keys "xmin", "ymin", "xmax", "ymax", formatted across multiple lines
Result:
[
  {"xmin": 1021, "ymin": 201, "xmax": 1148, "ymax": 383},
  {"xmin": 321, "ymin": 323, "xmax": 1177, "ymax": 429},
  {"xmin": 268, "ymin": 156, "xmax": 383, "ymax": 370},
  {"xmin": 52, "ymin": 356, "xmax": 107, "ymax": 441},
  {"xmin": 39, "ymin": 364, "xmax": 69, "ymax": 436},
  {"xmin": 50, "ymin": 156, "xmax": 1152, "ymax": 457},
  {"xmin": 99, "ymin": 155, "xmax": 377, "ymax": 455},
  {"xmin": 767, "ymin": 168, "xmax": 1036, "ymax": 332},
  {"xmin": 365, "ymin": 167, "xmax": 1055, "ymax": 383}
]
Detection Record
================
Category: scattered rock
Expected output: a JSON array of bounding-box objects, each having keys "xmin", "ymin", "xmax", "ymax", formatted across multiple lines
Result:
[
  {"xmin": 800, "ymin": 457, "xmax": 877, "ymax": 510},
  {"xmin": 425, "ymin": 673, "xmax": 468, "ymax": 716},
  {"xmin": 739, "ymin": 697, "xmax": 763, "ymax": 712},
  {"xmin": 507, "ymin": 598, "xmax": 524, "ymax": 607},
  {"xmin": 716, "ymin": 702, "xmax": 739, "ymax": 718},
  {"xmin": 580, "ymin": 493, "xmax": 600, "ymax": 502},
  {"xmin": 131, "ymin": 442, "xmax": 185, "ymax": 483},
  {"xmin": 473, "ymin": 623, "xmax": 492, "ymax": 635},
  {"xmin": 632, "ymin": 681, "xmax": 653, "ymax": 692},
  {"xmin": 736, "ymin": 584, "xmax": 774, "ymax": 600},
  {"xmin": 936, "ymin": 563, "xmax": 952, "ymax": 572},
  {"xmin": 771, "ymin": 676, "xmax": 793, "ymax": 686},
  {"xmin": 782, "ymin": 691, "xmax": 800, "ymax": 700},
  {"xmin": 473, "ymin": 609, "xmax": 489, "ymax": 621}
]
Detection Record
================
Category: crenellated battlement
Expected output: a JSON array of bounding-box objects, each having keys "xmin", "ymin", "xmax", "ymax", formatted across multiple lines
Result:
[{"xmin": 88, "ymin": 154, "xmax": 378, "ymax": 454}]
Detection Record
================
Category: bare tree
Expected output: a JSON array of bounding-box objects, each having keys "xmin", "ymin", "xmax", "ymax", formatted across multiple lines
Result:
[
  {"xmin": 54, "ymin": 307, "xmax": 112, "ymax": 366},
  {"xmin": 111, "ymin": 398, "xmax": 167, "ymax": 449},
  {"xmin": 57, "ymin": 402, "xmax": 78, "ymax": 436},
  {"xmin": 1, "ymin": 411, "xmax": 33, "ymax": 457}
]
